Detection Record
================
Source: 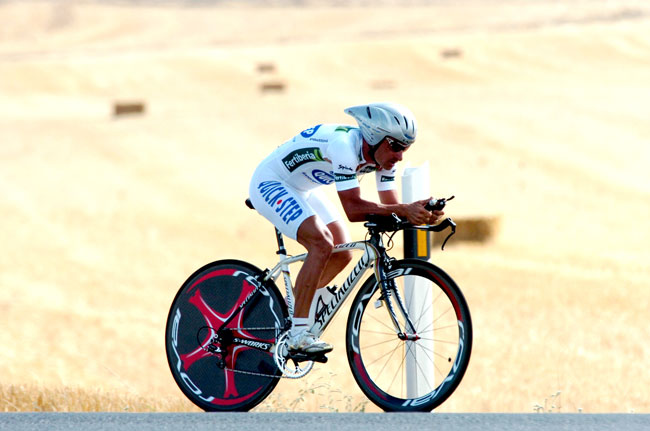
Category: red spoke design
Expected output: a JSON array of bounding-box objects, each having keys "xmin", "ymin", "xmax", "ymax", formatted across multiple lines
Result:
[{"xmin": 179, "ymin": 271, "xmax": 274, "ymax": 403}]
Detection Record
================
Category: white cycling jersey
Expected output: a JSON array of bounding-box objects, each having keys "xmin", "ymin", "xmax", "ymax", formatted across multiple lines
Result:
[
  {"xmin": 249, "ymin": 124, "xmax": 396, "ymax": 240},
  {"xmin": 259, "ymin": 124, "xmax": 396, "ymax": 192}
]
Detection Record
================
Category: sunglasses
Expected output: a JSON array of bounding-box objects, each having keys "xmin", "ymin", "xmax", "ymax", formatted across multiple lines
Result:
[{"xmin": 384, "ymin": 136, "xmax": 409, "ymax": 153}]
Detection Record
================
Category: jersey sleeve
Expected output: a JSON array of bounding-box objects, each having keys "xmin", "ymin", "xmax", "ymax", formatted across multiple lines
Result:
[
  {"xmin": 327, "ymin": 133, "xmax": 361, "ymax": 192},
  {"xmin": 375, "ymin": 168, "xmax": 397, "ymax": 191}
]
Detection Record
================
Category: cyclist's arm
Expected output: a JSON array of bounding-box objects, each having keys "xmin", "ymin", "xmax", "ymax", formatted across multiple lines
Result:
[
  {"xmin": 378, "ymin": 189, "xmax": 399, "ymax": 205},
  {"xmin": 377, "ymin": 189, "xmax": 445, "ymax": 224},
  {"xmin": 337, "ymin": 187, "xmax": 432, "ymax": 224}
]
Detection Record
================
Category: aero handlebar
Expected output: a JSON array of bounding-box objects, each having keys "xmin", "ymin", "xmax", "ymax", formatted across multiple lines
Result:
[{"xmin": 364, "ymin": 195, "xmax": 457, "ymax": 250}]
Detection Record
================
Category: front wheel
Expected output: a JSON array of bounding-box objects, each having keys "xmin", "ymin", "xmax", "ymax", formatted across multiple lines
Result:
[{"xmin": 346, "ymin": 259, "xmax": 472, "ymax": 412}]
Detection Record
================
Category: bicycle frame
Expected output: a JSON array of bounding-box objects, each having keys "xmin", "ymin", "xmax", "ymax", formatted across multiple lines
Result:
[
  {"xmin": 262, "ymin": 240, "xmax": 382, "ymax": 337},
  {"xmin": 168, "ymin": 197, "xmax": 466, "ymax": 411},
  {"xmin": 213, "ymin": 215, "xmax": 448, "ymax": 351}
]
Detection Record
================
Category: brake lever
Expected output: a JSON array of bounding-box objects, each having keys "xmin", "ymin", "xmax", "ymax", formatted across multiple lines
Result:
[
  {"xmin": 440, "ymin": 219, "xmax": 456, "ymax": 250},
  {"xmin": 428, "ymin": 218, "xmax": 457, "ymax": 250}
]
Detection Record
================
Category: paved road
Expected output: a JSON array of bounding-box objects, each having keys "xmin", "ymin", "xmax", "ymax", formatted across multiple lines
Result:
[{"xmin": 1, "ymin": 413, "xmax": 649, "ymax": 431}]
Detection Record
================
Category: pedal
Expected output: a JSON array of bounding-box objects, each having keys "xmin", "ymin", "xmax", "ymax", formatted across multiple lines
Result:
[
  {"xmin": 288, "ymin": 351, "xmax": 329, "ymax": 364},
  {"xmin": 311, "ymin": 354, "xmax": 328, "ymax": 364}
]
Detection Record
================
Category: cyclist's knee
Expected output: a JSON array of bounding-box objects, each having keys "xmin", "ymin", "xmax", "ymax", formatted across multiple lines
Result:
[
  {"xmin": 334, "ymin": 249, "xmax": 353, "ymax": 266},
  {"xmin": 308, "ymin": 234, "xmax": 334, "ymax": 258},
  {"xmin": 297, "ymin": 217, "xmax": 334, "ymax": 256}
]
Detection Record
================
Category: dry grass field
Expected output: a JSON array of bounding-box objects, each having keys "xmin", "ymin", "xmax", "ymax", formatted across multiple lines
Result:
[{"xmin": 1, "ymin": 0, "xmax": 649, "ymax": 413}]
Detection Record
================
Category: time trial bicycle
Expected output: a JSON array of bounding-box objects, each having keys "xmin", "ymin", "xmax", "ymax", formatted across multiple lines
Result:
[{"xmin": 165, "ymin": 196, "xmax": 472, "ymax": 412}]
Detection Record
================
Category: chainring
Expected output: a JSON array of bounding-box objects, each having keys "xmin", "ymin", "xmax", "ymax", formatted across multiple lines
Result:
[{"xmin": 273, "ymin": 332, "xmax": 314, "ymax": 378}]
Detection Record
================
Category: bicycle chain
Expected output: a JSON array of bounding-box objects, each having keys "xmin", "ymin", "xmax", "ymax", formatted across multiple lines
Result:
[
  {"xmin": 223, "ymin": 326, "xmax": 279, "ymax": 331},
  {"xmin": 224, "ymin": 365, "xmax": 301, "ymax": 379},
  {"xmin": 203, "ymin": 327, "xmax": 307, "ymax": 380}
]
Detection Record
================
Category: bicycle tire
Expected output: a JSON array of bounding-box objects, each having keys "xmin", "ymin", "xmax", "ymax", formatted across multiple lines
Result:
[
  {"xmin": 165, "ymin": 259, "xmax": 288, "ymax": 412},
  {"xmin": 346, "ymin": 259, "xmax": 472, "ymax": 412}
]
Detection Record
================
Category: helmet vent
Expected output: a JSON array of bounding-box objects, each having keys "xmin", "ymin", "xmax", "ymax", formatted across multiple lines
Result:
[{"xmin": 344, "ymin": 102, "xmax": 417, "ymax": 146}]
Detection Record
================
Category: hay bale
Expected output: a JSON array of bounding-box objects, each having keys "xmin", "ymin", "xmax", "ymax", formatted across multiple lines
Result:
[
  {"xmin": 113, "ymin": 101, "xmax": 145, "ymax": 117},
  {"xmin": 432, "ymin": 215, "xmax": 500, "ymax": 247},
  {"xmin": 440, "ymin": 48, "xmax": 463, "ymax": 59},
  {"xmin": 259, "ymin": 81, "xmax": 286, "ymax": 93},
  {"xmin": 257, "ymin": 62, "xmax": 276, "ymax": 73}
]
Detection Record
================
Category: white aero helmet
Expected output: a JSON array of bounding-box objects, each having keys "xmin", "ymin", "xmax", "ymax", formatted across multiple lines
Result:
[{"xmin": 344, "ymin": 102, "xmax": 417, "ymax": 147}]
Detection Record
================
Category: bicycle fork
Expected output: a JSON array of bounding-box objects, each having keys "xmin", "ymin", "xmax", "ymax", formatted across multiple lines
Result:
[{"xmin": 377, "ymin": 259, "xmax": 420, "ymax": 341}]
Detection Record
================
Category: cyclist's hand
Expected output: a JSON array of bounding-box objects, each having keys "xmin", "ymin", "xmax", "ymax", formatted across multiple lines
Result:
[
  {"xmin": 404, "ymin": 199, "xmax": 436, "ymax": 225},
  {"xmin": 429, "ymin": 210, "xmax": 445, "ymax": 224}
]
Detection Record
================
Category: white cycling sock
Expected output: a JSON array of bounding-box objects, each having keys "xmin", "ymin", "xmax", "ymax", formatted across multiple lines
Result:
[{"xmin": 291, "ymin": 317, "xmax": 310, "ymax": 336}]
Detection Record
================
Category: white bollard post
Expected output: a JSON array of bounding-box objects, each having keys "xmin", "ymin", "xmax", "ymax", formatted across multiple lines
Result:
[{"xmin": 402, "ymin": 162, "xmax": 435, "ymax": 398}]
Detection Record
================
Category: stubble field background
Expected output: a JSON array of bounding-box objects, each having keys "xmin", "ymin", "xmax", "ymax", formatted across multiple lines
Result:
[{"xmin": 1, "ymin": 0, "xmax": 649, "ymax": 413}]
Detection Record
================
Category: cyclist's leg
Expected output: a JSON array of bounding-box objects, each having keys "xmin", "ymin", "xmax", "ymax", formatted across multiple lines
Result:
[
  {"xmin": 293, "ymin": 215, "xmax": 334, "ymax": 318},
  {"xmin": 315, "ymin": 221, "xmax": 351, "ymax": 288},
  {"xmin": 285, "ymin": 215, "xmax": 336, "ymax": 353},
  {"xmin": 249, "ymin": 173, "xmax": 338, "ymax": 353},
  {"xmin": 249, "ymin": 169, "xmax": 324, "ymax": 319},
  {"xmin": 305, "ymin": 189, "xmax": 353, "ymax": 289}
]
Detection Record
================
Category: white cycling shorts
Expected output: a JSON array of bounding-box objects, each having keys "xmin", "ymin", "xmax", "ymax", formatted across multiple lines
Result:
[{"xmin": 249, "ymin": 165, "xmax": 342, "ymax": 240}]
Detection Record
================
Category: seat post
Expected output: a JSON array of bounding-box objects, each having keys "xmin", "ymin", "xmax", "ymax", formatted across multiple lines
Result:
[{"xmin": 275, "ymin": 228, "xmax": 287, "ymax": 256}]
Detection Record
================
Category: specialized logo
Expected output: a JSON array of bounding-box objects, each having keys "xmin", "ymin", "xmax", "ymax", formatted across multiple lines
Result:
[
  {"xmin": 314, "ymin": 297, "xmax": 329, "ymax": 324},
  {"xmin": 312, "ymin": 169, "xmax": 335, "ymax": 185},
  {"xmin": 282, "ymin": 147, "xmax": 325, "ymax": 172},
  {"xmin": 314, "ymin": 252, "xmax": 370, "ymax": 327},
  {"xmin": 257, "ymin": 180, "xmax": 304, "ymax": 225},
  {"xmin": 300, "ymin": 124, "xmax": 322, "ymax": 138},
  {"xmin": 312, "ymin": 285, "xmax": 339, "ymax": 325},
  {"xmin": 232, "ymin": 337, "xmax": 272, "ymax": 351},
  {"xmin": 380, "ymin": 175, "xmax": 395, "ymax": 182}
]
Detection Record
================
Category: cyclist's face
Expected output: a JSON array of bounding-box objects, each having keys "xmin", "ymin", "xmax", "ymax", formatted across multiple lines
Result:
[{"xmin": 375, "ymin": 137, "xmax": 409, "ymax": 170}]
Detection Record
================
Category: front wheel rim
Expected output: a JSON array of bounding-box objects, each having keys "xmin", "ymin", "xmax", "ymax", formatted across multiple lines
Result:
[{"xmin": 347, "ymin": 262, "xmax": 472, "ymax": 411}]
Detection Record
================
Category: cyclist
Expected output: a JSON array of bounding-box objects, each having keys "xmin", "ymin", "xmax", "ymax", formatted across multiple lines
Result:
[{"xmin": 248, "ymin": 102, "xmax": 444, "ymax": 355}]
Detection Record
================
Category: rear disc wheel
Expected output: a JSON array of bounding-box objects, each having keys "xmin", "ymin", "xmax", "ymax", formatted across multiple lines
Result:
[{"xmin": 165, "ymin": 259, "xmax": 288, "ymax": 411}]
